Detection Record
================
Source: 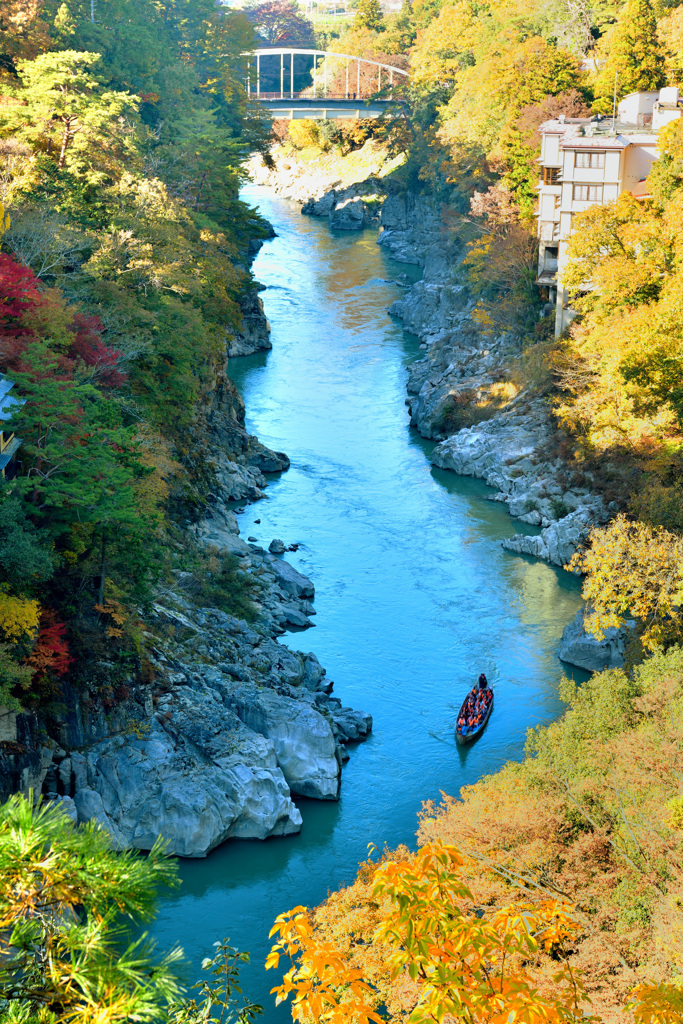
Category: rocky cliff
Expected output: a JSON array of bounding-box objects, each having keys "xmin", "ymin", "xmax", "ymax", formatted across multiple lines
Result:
[{"xmin": 1, "ymin": 241, "xmax": 372, "ymax": 857}]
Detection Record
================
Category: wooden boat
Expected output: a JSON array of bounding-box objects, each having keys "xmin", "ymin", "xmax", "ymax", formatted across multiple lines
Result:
[{"xmin": 455, "ymin": 688, "xmax": 494, "ymax": 744}]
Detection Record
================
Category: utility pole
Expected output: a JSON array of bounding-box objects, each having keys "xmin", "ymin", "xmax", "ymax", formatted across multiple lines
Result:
[{"xmin": 91, "ymin": 0, "xmax": 96, "ymax": 23}]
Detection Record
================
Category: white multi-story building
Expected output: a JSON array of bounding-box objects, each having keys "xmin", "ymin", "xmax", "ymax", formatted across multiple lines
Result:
[{"xmin": 536, "ymin": 87, "xmax": 683, "ymax": 336}]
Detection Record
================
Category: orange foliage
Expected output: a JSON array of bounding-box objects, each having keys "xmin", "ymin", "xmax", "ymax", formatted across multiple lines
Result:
[{"xmin": 268, "ymin": 843, "xmax": 588, "ymax": 1023}]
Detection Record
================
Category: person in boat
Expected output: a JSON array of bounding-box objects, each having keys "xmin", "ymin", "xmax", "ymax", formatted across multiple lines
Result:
[{"xmin": 478, "ymin": 673, "xmax": 488, "ymax": 690}]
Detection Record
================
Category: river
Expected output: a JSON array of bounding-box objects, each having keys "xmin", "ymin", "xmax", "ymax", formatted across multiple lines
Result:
[{"xmin": 148, "ymin": 184, "xmax": 585, "ymax": 1017}]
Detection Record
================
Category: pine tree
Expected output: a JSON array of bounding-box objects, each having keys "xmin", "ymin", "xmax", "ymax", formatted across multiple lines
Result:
[
  {"xmin": 354, "ymin": 0, "xmax": 383, "ymax": 33},
  {"xmin": 595, "ymin": 0, "xmax": 666, "ymax": 108}
]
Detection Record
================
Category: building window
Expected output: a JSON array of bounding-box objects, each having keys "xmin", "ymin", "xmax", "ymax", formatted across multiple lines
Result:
[
  {"xmin": 542, "ymin": 166, "xmax": 560, "ymax": 184},
  {"xmin": 575, "ymin": 152, "xmax": 605, "ymax": 169},
  {"xmin": 573, "ymin": 184, "xmax": 603, "ymax": 202}
]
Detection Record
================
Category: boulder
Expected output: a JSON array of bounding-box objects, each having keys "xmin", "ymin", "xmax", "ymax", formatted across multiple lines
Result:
[
  {"xmin": 268, "ymin": 557, "xmax": 315, "ymax": 599},
  {"xmin": 330, "ymin": 707, "xmax": 373, "ymax": 743},
  {"xmin": 302, "ymin": 191, "xmax": 336, "ymax": 217},
  {"xmin": 269, "ymin": 538, "xmax": 286, "ymax": 554},
  {"xmin": 228, "ymin": 291, "xmax": 272, "ymax": 357},
  {"xmin": 330, "ymin": 196, "xmax": 365, "ymax": 231},
  {"xmin": 502, "ymin": 510, "xmax": 592, "ymax": 567},
  {"xmin": 559, "ymin": 609, "xmax": 636, "ymax": 672},
  {"xmin": 226, "ymin": 685, "xmax": 340, "ymax": 800}
]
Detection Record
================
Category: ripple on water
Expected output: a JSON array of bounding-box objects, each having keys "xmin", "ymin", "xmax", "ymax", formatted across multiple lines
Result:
[{"xmin": 147, "ymin": 185, "xmax": 586, "ymax": 1019}]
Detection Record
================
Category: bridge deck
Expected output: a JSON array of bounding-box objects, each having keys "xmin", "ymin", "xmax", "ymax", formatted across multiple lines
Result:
[{"xmin": 258, "ymin": 97, "xmax": 394, "ymax": 119}]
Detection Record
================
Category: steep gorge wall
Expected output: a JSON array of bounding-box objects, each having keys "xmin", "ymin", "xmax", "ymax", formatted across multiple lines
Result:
[{"xmin": 0, "ymin": 242, "xmax": 372, "ymax": 857}]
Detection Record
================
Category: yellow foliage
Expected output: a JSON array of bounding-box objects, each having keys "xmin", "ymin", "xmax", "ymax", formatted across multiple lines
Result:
[
  {"xmin": 132, "ymin": 429, "xmax": 181, "ymax": 523},
  {"xmin": 568, "ymin": 515, "xmax": 683, "ymax": 650},
  {"xmin": 556, "ymin": 193, "xmax": 683, "ymax": 451},
  {"xmin": 410, "ymin": 2, "xmax": 477, "ymax": 86},
  {"xmin": 287, "ymin": 120, "xmax": 320, "ymax": 150},
  {"xmin": 0, "ymin": 587, "xmax": 39, "ymax": 641}
]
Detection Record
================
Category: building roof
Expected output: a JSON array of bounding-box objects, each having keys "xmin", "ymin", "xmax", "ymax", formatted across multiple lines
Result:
[{"xmin": 0, "ymin": 374, "xmax": 25, "ymax": 422}]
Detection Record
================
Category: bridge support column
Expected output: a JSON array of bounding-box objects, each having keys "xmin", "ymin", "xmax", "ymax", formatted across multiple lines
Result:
[
  {"xmin": 256, "ymin": 52, "xmax": 260, "ymax": 98},
  {"xmin": 280, "ymin": 51, "xmax": 284, "ymax": 99},
  {"xmin": 290, "ymin": 51, "xmax": 294, "ymax": 98}
]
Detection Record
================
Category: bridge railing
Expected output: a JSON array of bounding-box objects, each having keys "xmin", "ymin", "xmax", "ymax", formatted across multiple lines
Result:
[{"xmin": 245, "ymin": 48, "xmax": 408, "ymax": 103}]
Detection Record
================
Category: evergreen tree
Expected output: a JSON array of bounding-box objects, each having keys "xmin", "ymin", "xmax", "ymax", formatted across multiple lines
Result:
[
  {"xmin": 595, "ymin": 0, "xmax": 666, "ymax": 108},
  {"xmin": 354, "ymin": 0, "xmax": 383, "ymax": 33},
  {"xmin": 0, "ymin": 50, "xmax": 139, "ymax": 181},
  {"xmin": 0, "ymin": 792, "xmax": 182, "ymax": 1021}
]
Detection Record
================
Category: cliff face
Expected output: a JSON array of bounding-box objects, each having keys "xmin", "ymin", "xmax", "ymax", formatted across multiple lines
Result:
[{"xmin": 1, "ymin": 241, "xmax": 372, "ymax": 857}]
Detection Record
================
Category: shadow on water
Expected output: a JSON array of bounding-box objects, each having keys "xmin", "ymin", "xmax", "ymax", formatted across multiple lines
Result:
[{"xmin": 145, "ymin": 186, "xmax": 588, "ymax": 1019}]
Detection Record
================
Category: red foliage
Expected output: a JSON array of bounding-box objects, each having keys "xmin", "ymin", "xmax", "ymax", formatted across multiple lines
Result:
[
  {"xmin": 0, "ymin": 254, "xmax": 41, "ymax": 326},
  {"xmin": 26, "ymin": 609, "xmax": 73, "ymax": 682},
  {"xmin": 69, "ymin": 314, "xmax": 126, "ymax": 389}
]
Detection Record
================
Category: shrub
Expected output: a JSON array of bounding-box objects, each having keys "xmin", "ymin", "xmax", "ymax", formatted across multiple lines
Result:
[
  {"xmin": 436, "ymin": 382, "xmax": 516, "ymax": 435},
  {"xmin": 614, "ymin": 876, "xmax": 653, "ymax": 932},
  {"xmin": 317, "ymin": 119, "xmax": 344, "ymax": 151},
  {"xmin": 549, "ymin": 497, "xmax": 570, "ymax": 519},
  {"xmin": 509, "ymin": 339, "xmax": 562, "ymax": 395},
  {"xmin": 288, "ymin": 120, "xmax": 320, "ymax": 149},
  {"xmin": 186, "ymin": 550, "xmax": 258, "ymax": 623}
]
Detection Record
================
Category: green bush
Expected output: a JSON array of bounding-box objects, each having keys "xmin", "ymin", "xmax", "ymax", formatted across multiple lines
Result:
[
  {"xmin": 613, "ymin": 876, "xmax": 653, "ymax": 932},
  {"xmin": 189, "ymin": 551, "xmax": 258, "ymax": 622}
]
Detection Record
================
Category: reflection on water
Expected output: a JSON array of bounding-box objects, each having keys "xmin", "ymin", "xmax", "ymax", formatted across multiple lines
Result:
[{"xmin": 147, "ymin": 186, "xmax": 585, "ymax": 1018}]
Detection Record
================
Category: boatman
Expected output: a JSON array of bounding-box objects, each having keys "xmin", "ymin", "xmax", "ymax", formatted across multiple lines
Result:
[{"xmin": 478, "ymin": 673, "xmax": 488, "ymax": 690}]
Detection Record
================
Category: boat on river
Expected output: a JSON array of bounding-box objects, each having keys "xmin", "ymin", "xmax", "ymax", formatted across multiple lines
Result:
[{"xmin": 455, "ymin": 687, "xmax": 494, "ymax": 744}]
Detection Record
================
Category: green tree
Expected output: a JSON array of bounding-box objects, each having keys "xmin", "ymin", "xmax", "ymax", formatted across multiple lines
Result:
[
  {"xmin": 595, "ymin": 0, "xmax": 666, "ymax": 109},
  {"xmin": 354, "ymin": 0, "xmax": 384, "ymax": 32},
  {"xmin": 0, "ymin": 792, "xmax": 182, "ymax": 1022},
  {"xmin": 1, "ymin": 50, "xmax": 140, "ymax": 182},
  {"xmin": 0, "ymin": 497, "xmax": 55, "ymax": 594}
]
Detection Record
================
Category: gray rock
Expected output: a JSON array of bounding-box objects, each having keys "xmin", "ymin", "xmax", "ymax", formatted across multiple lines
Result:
[
  {"xmin": 52, "ymin": 794, "xmax": 78, "ymax": 825},
  {"xmin": 269, "ymin": 538, "xmax": 286, "ymax": 554},
  {"xmin": 559, "ymin": 609, "xmax": 637, "ymax": 672},
  {"xmin": 280, "ymin": 605, "xmax": 312, "ymax": 628},
  {"xmin": 269, "ymin": 558, "xmax": 315, "ymax": 599},
  {"xmin": 71, "ymin": 694, "xmax": 303, "ymax": 856},
  {"xmin": 302, "ymin": 191, "xmax": 336, "ymax": 217},
  {"xmin": 502, "ymin": 510, "xmax": 592, "ymax": 567},
  {"xmin": 330, "ymin": 708, "xmax": 372, "ymax": 743},
  {"xmin": 226, "ymin": 685, "xmax": 340, "ymax": 800},
  {"xmin": 330, "ymin": 195, "xmax": 365, "ymax": 230},
  {"xmin": 228, "ymin": 291, "xmax": 272, "ymax": 357}
]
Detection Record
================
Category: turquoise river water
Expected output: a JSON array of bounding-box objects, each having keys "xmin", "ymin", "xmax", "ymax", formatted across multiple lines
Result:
[{"xmin": 147, "ymin": 184, "xmax": 585, "ymax": 1018}]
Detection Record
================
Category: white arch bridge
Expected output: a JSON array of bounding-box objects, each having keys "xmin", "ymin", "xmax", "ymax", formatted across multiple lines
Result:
[{"xmin": 246, "ymin": 48, "xmax": 408, "ymax": 119}]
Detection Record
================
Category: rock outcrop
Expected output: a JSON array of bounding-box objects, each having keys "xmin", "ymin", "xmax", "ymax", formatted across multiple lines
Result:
[
  {"xmin": 430, "ymin": 403, "xmax": 608, "ymax": 567},
  {"xmin": 59, "ymin": 589, "xmax": 371, "ymax": 857},
  {"xmin": 228, "ymin": 289, "xmax": 272, "ymax": 357},
  {"xmin": 559, "ymin": 609, "xmax": 636, "ymax": 672}
]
